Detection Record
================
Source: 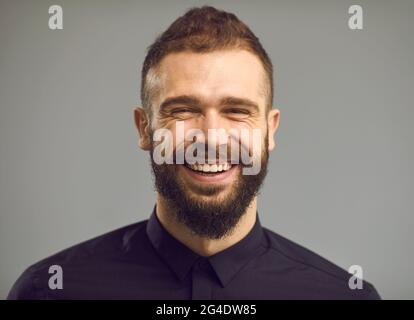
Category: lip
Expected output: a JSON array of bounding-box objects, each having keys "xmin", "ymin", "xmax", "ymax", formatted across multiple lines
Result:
[{"xmin": 181, "ymin": 163, "xmax": 239, "ymax": 183}]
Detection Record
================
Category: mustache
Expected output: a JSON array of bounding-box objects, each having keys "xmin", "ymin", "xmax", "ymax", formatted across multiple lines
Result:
[
  {"xmin": 155, "ymin": 140, "xmax": 253, "ymax": 165},
  {"xmin": 182, "ymin": 141, "xmax": 247, "ymax": 161}
]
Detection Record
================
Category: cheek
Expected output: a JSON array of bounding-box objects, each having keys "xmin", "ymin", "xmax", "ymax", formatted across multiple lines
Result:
[
  {"xmin": 152, "ymin": 118, "xmax": 184, "ymax": 148},
  {"xmin": 242, "ymin": 130, "xmax": 265, "ymax": 158},
  {"xmin": 234, "ymin": 121, "xmax": 267, "ymax": 149}
]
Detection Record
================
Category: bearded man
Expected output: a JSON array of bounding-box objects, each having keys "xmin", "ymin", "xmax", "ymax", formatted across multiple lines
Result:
[{"xmin": 8, "ymin": 6, "xmax": 380, "ymax": 300}]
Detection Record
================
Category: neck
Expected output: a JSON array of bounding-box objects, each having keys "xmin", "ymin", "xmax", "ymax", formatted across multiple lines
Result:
[{"xmin": 155, "ymin": 194, "xmax": 257, "ymax": 257}]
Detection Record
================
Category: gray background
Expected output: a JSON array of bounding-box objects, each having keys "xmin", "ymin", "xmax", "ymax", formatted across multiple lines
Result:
[{"xmin": 1, "ymin": 0, "xmax": 413, "ymax": 299}]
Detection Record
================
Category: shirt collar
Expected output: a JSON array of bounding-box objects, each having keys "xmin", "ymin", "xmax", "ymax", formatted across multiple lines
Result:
[{"xmin": 146, "ymin": 205, "xmax": 267, "ymax": 288}]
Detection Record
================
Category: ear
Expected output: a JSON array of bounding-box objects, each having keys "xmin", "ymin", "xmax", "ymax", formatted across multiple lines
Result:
[
  {"xmin": 267, "ymin": 108, "xmax": 280, "ymax": 151},
  {"xmin": 134, "ymin": 107, "xmax": 151, "ymax": 150}
]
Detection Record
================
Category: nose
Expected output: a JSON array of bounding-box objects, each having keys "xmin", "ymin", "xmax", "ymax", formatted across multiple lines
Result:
[
  {"xmin": 199, "ymin": 109, "xmax": 229, "ymax": 151},
  {"xmin": 200, "ymin": 109, "xmax": 223, "ymax": 133}
]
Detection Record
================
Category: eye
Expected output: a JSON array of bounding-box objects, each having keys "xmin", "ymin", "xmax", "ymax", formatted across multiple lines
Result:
[
  {"xmin": 170, "ymin": 107, "xmax": 196, "ymax": 114},
  {"xmin": 224, "ymin": 108, "xmax": 251, "ymax": 116}
]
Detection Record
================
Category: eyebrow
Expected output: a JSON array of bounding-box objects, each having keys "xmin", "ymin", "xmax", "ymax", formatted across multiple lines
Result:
[
  {"xmin": 219, "ymin": 97, "xmax": 259, "ymax": 111},
  {"xmin": 159, "ymin": 95, "xmax": 259, "ymax": 112},
  {"xmin": 159, "ymin": 95, "xmax": 201, "ymax": 112}
]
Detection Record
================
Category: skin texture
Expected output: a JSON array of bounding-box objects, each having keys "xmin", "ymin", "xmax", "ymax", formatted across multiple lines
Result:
[{"xmin": 134, "ymin": 49, "xmax": 280, "ymax": 256}]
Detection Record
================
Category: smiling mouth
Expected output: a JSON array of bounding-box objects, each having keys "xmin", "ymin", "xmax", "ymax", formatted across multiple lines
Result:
[
  {"xmin": 184, "ymin": 161, "xmax": 232, "ymax": 173},
  {"xmin": 180, "ymin": 160, "xmax": 239, "ymax": 185},
  {"xmin": 182, "ymin": 160, "xmax": 241, "ymax": 179}
]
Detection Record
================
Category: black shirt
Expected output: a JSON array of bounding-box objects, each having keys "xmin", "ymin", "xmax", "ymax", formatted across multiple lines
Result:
[{"xmin": 7, "ymin": 207, "xmax": 381, "ymax": 299}]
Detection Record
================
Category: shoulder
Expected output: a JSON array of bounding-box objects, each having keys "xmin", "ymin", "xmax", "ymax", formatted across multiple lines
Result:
[
  {"xmin": 261, "ymin": 227, "xmax": 381, "ymax": 299},
  {"xmin": 7, "ymin": 220, "xmax": 148, "ymax": 300}
]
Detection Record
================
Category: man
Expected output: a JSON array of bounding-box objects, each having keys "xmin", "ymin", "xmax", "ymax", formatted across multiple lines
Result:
[{"xmin": 8, "ymin": 6, "xmax": 380, "ymax": 299}]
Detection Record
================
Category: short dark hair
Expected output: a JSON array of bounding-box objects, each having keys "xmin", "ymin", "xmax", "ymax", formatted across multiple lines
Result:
[{"xmin": 141, "ymin": 6, "xmax": 273, "ymax": 116}]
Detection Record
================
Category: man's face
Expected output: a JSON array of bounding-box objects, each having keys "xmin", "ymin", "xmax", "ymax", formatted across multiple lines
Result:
[{"xmin": 137, "ymin": 50, "xmax": 279, "ymax": 239}]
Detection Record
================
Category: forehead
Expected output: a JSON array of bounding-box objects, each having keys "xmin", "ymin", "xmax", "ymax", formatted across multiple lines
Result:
[{"xmin": 156, "ymin": 50, "xmax": 267, "ymax": 108}]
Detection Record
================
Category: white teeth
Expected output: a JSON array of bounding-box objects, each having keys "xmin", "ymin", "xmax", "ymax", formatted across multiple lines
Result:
[{"xmin": 187, "ymin": 163, "xmax": 232, "ymax": 173}]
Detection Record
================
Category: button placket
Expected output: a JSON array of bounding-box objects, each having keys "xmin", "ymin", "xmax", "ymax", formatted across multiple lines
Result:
[{"xmin": 191, "ymin": 258, "xmax": 213, "ymax": 300}]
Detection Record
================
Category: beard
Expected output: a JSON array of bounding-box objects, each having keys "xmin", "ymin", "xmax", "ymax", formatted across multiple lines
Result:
[{"xmin": 150, "ymin": 136, "xmax": 269, "ymax": 240}]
